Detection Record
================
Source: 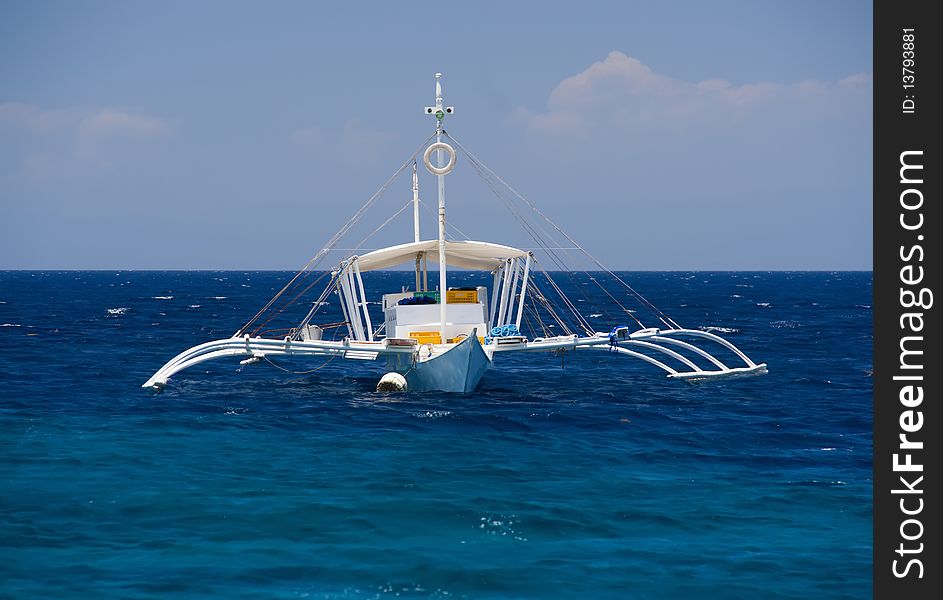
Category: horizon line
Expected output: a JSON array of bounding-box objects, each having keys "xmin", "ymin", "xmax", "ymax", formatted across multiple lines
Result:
[{"xmin": 0, "ymin": 268, "xmax": 875, "ymax": 273}]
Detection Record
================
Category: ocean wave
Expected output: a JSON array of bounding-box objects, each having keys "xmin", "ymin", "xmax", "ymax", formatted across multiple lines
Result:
[
  {"xmin": 189, "ymin": 304, "xmax": 201, "ymax": 309},
  {"xmin": 770, "ymin": 320, "xmax": 801, "ymax": 329},
  {"xmin": 756, "ymin": 302, "xmax": 771, "ymax": 307},
  {"xmin": 412, "ymin": 410, "xmax": 452, "ymax": 420},
  {"xmin": 152, "ymin": 296, "xmax": 174, "ymax": 300},
  {"xmin": 588, "ymin": 313, "xmax": 603, "ymax": 318},
  {"xmin": 479, "ymin": 514, "xmax": 527, "ymax": 541},
  {"xmin": 208, "ymin": 296, "xmax": 228, "ymax": 300},
  {"xmin": 106, "ymin": 307, "xmax": 129, "ymax": 315},
  {"xmin": 789, "ymin": 480, "xmax": 847, "ymax": 486},
  {"xmin": 1, "ymin": 323, "xmax": 23, "ymax": 327}
]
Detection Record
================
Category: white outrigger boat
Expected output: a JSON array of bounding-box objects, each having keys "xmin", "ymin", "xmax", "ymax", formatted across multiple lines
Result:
[{"xmin": 144, "ymin": 74, "xmax": 766, "ymax": 394}]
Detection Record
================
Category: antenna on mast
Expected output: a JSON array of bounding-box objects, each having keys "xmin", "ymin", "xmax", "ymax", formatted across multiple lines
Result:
[{"xmin": 424, "ymin": 72, "xmax": 454, "ymax": 127}]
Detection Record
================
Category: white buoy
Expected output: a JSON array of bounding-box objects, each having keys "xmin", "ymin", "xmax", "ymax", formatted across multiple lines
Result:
[{"xmin": 376, "ymin": 372, "xmax": 407, "ymax": 392}]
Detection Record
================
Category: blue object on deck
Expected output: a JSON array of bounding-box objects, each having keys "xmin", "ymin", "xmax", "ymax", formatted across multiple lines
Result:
[
  {"xmin": 398, "ymin": 295, "xmax": 437, "ymax": 305},
  {"xmin": 490, "ymin": 324, "xmax": 520, "ymax": 337},
  {"xmin": 608, "ymin": 325, "xmax": 629, "ymax": 346}
]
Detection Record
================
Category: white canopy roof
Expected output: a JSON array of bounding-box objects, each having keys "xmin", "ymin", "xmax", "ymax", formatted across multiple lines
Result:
[{"xmin": 352, "ymin": 240, "xmax": 528, "ymax": 272}]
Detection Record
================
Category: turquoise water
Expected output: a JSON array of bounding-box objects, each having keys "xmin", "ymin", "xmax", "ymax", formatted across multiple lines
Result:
[{"xmin": 1, "ymin": 271, "xmax": 872, "ymax": 598}]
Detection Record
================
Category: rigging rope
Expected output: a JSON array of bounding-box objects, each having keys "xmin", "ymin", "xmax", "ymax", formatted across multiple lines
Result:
[
  {"xmin": 355, "ymin": 198, "xmax": 417, "ymax": 248},
  {"xmin": 254, "ymin": 194, "xmax": 415, "ymax": 336},
  {"xmin": 295, "ymin": 273, "xmax": 340, "ymax": 335},
  {"xmin": 238, "ymin": 133, "xmax": 437, "ymax": 336},
  {"xmin": 240, "ymin": 128, "xmax": 682, "ymax": 348},
  {"xmin": 463, "ymin": 148, "xmax": 633, "ymax": 330},
  {"xmin": 418, "ymin": 185, "xmax": 472, "ymax": 240},
  {"xmin": 525, "ymin": 284, "xmax": 552, "ymax": 338},
  {"xmin": 525, "ymin": 277, "xmax": 576, "ymax": 337},
  {"xmin": 531, "ymin": 260, "xmax": 599, "ymax": 334},
  {"xmin": 446, "ymin": 132, "xmax": 682, "ymax": 330},
  {"xmin": 450, "ymin": 139, "xmax": 605, "ymax": 331},
  {"xmin": 235, "ymin": 134, "xmax": 435, "ymax": 337},
  {"xmin": 255, "ymin": 198, "xmax": 418, "ymax": 337},
  {"xmin": 250, "ymin": 270, "xmax": 333, "ymax": 336},
  {"xmin": 262, "ymin": 353, "xmax": 338, "ymax": 375}
]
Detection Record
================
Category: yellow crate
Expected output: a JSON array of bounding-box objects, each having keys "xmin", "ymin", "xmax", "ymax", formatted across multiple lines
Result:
[
  {"xmin": 446, "ymin": 289, "xmax": 478, "ymax": 303},
  {"xmin": 409, "ymin": 331, "xmax": 442, "ymax": 345},
  {"xmin": 447, "ymin": 335, "xmax": 486, "ymax": 345}
]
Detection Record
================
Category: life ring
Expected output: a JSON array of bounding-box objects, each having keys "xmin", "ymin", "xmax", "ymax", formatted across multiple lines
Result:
[{"xmin": 423, "ymin": 142, "xmax": 456, "ymax": 176}]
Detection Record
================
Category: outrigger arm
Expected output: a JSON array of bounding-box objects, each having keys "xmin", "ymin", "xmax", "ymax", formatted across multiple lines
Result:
[
  {"xmin": 142, "ymin": 336, "xmax": 416, "ymax": 390},
  {"xmin": 143, "ymin": 327, "xmax": 765, "ymax": 390},
  {"xmin": 596, "ymin": 329, "xmax": 768, "ymax": 380},
  {"xmin": 495, "ymin": 327, "xmax": 767, "ymax": 381}
]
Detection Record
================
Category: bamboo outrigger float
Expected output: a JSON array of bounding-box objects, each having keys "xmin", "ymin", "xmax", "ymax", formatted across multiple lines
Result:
[{"xmin": 144, "ymin": 74, "xmax": 766, "ymax": 393}]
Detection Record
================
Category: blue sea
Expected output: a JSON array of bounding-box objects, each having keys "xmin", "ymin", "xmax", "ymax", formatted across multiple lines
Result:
[{"xmin": 1, "ymin": 271, "xmax": 872, "ymax": 599}]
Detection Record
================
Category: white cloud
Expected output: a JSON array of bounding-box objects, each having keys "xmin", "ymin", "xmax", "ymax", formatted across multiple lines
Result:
[
  {"xmin": 839, "ymin": 72, "xmax": 873, "ymax": 86},
  {"xmin": 1, "ymin": 103, "xmax": 170, "ymax": 137},
  {"xmin": 75, "ymin": 108, "xmax": 171, "ymax": 163},
  {"xmin": 1, "ymin": 103, "xmax": 173, "ymax": 172},
  {"xmin": 522, "ymin": 51, "xmax": 871, "ymax": 134},
  {"xmin": 289, "ymin": 118, "xmax": 397, "ymax": 166},
  {"xmin": 78, "ymin": 108, "xmax": 169, "ymax": 138}
]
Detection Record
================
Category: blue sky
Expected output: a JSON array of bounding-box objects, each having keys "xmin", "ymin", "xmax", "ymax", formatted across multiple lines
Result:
[{"xmin": 0, "ymin": 1, "xmax": 872, "ymax": 270}]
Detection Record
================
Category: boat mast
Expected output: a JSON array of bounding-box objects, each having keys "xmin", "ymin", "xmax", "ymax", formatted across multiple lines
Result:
[
  {"xmin": 422, "ymin": 73, "xmax": 454, "ymax": 339},
  {"xmin": 412, "ymin": 161, "xmax": 421, "ymax": 292},
  {"xmin": 434, "ymin": 73, "xmax": 447, "ymax": 340},
  {"xmin": 412, "ymin": 161, "xmax": 421, "ymax": 243}
]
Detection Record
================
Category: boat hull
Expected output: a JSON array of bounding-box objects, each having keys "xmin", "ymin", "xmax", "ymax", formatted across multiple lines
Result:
[{"xmin": 387, "ymin": 333, "xmax": 492, "ymax": 393}]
